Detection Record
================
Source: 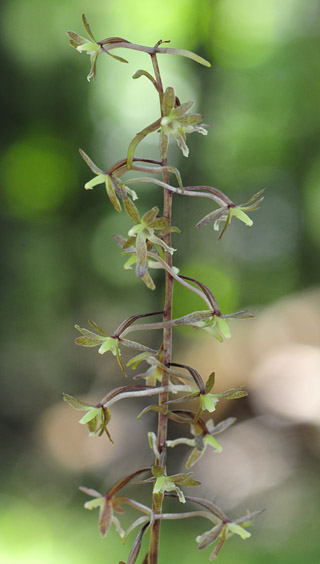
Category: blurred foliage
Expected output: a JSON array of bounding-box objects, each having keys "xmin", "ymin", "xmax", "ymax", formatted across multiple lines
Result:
[{"xmin": 1, "ymin": 0, "xmax": 320, "ymax": 562}]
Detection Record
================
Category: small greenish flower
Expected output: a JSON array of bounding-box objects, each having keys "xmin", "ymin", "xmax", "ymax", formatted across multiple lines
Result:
[
  {"xmin": 123, "ymin": 202, "xmax": 176, "ymax": 278},
  {"xmin": 79, "ymin": 468, "xmax": 151, "ymax": 538},
  {"xmin": 196, "ymin": 189, "xmax": 264, "ymax": 239},
  {"xmin": 63, "ymin": 394, "xmax": 113, "ymax": 442},
  {"xmin": 167, "ymin": 417, "xmax": 237, "ymax": 468},
  {"xmin": 75, "ymin": 320, "xmax": 126, "ymax": 374},
  {"xmin": 194, "ymin": 310, "xmax": 253, "ymax": 342},
  {"xmin": 127, "ymin": 352, "xmax": 164, "ymax": 386},
  {"xmin": 160, "ymin": 87, "xmax": 208, "ymax": 158},
  {"xmin": 196, "ymin": 508, "xmax": 263, "ymax": 560},
  {"xmin": 79, "ymin": 149, "xmax": 137, "ymax": 212},
  {"xmin": 135, "ymin": 465, "xmax": 200, "ymax": 510},
  {"xmin": 67, "ymin": 14, "xmax": 101, "ymax": 81}
]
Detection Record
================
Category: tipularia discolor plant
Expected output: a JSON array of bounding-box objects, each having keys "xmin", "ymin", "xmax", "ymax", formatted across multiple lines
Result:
[{"xmin": 64, "ymin": 14, "xmax": 264, "ymax": 564}]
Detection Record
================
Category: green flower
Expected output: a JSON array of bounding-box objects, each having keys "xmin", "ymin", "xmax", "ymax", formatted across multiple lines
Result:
[
  {"xmin": 136, "ymin": 465, "xmax": 200, "ymax": 510},
  {"xmin": 67, "ymin": 15, "xmax": 101, "ymax": 81},
  {"xmin": 74, "ymin": 320, "xmax": 126, "ymax": 374},
  {"xmin": 167, "ymin": 417, "xmax": 236, "ymax": 468},
  {"xmin": 196, "ymin": 508, "xmax": 263, "ymax": 560},
  {"xmin": 196, "ymin": 189, "xmax": 264, "ymax": 239},
  {"xmin": 63, "ymin": 394, "xmax": 113, "ymax": 442},
  {"xmin": 122, "ymin": 202, "xmax": 176, "ymax": 278},
  {"xmin": 79, "ymin": 468, "xmax": 151, "ymax": 538},
  {"xmin": 79, "ymin": 149, "xmax": 137, "ymax": 212},
  {"xmin": 160, "ymin": 87, "xmax": 208, "ymax": 157},
  {"xmin": 127, "ymin": 352, "xmax": 164, "ymax": 386},
  {"xmin": 194, "ymin": 310, "xmax": 252, "ymax": 342},
  {"xmin": 67, "ymin": 14, "xmax": 129, "ymax": 81}
]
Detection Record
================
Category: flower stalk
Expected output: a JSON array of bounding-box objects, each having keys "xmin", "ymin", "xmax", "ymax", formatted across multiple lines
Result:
[{"xmin": 65, "ymin": 13, "xmax": 264, "ymax": 564}]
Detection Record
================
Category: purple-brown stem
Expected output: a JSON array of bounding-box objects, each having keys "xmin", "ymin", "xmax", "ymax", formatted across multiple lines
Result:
[{"xmin": 148, "ymin": 51, "xmax": 173, "ymax": 564}]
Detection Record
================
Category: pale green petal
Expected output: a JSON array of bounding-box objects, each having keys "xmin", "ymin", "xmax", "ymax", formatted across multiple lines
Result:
[
  {"xmin": 231, "ymin": 208, "xmax": 253, "ymax": 226},
  {"xmin": 79, "ymin": 407, "xmax": 100, "ymax": 424},
  {"xmin": 228, "ymin": 523, "xmax": 251, "ymax": 539},
  {"xmin": 200, "ymin": 394, "xmax": 219, "ymax": 412},
  {"xmin": 216, "ymin": 317, "xmax": 231, "ymax": 339},
  {"xmin": 204, "ymin": 434, "xmax": 223, "ymax": 453},
  {"xmin": 85, "ymin": 174, "xmax": 106, "ymax": 189},
  {"xmin": 98, "ymin": 338, "xmax": 116, "ymax": 355}
]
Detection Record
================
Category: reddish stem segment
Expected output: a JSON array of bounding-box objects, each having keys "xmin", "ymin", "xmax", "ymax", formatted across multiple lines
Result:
[{"xmin": 148, "ymin": 52, "xmax": 174, "ymax": 564}]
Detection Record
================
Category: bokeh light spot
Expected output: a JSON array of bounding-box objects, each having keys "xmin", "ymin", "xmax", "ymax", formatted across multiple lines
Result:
[
  {"xmin": 1, "ymin": 135, "xmax": 76, "ymax": 219},
  {"xmin": 211, "ymin": 0, "xmax": 297, "ymax": 68}
]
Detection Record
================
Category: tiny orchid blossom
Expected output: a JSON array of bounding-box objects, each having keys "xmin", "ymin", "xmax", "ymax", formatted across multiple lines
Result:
[
  {"xmin": 196, "ymin": 189, "xmax": 264, "ymax": 239},
  {"xmin": 123, "ymin": 201, "xmax": 176, "ymax": 278},
  {"xmin": 167, "ymin": 416, "xmax": 237, "ymax": 468},
  {"xmin": 196, "ymin": 508, "xmax": 264, "ymax": 560},
  {"xmin": 160, "ymin": 87, "xmax": 208, "ymax": 157},
  {"xmin": 79, "ymin": 149, "xmax": 137, "ymax": 212},
  {"xmin": 63, "ymin": 393, "xmax": 113, "ymax": 442}
]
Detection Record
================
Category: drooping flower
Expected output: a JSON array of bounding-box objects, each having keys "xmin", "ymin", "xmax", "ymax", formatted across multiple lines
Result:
[
  {"xmin": 196, "ymin": 189, "xmax": 264, "ymax": 239},
  {"xmin": 134, "ymin": 465, "xmax": 200, "ymax": 511},
  {"xmin": 79, "ymin": 468, "xmax": 151, "ymax": 538},
  {"xmin": 195, "ymin": 508, "xmax": 264, "ymax": 560},
  {"xmin": 63, "ymin": 393, "xmax": 113, "ymax": 442},
  {"xmin": 160, "ymin": 87, "xmax": 208, "ymax": 158},
  {"xmin": 79, "ymin": 149, "xmax": 137, "ymax": 212},
  {"xmin": 167, "ymin": 416, "xmax": 237, "ymax": 468},
  {"xmin": 67, "ymin": 14, "xmax": 129, "ymax": 81}
]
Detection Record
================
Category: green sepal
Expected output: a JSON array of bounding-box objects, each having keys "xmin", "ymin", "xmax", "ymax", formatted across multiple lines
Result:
[
  {"xmin": 75, "ymin": 336, "xmax": 104, "ymax": 346},
  {"xmin": 205, "ymin": 434, "xmax": 222, "ymax": 452},
  {"xmin": 205, "ymin": 372, "xmax": 215, "ymax": 394},
  {"xmin": 171, "ymin": 101, "xmax": 194, "ymax": 118},
  {"xmin": 106, "ymin": 176, "xmax": 122, "ymax": 212},
  {"xmin": 228, "ymin": 523, "xmax": 251, "ymax": 539},
  {"xmin": 79, "ymin": 407, "xmax": 100, "ymax": 424},
  {"xmin": 82, "ymin": 13, "xmax": 96, "ymax": 42},
  {"xmin": 215, "ymin": 388, "xmax": 248, "ymax": 400},
  {"xmin": 152, "ymin": 492, "xmax": 163, "ymax": 513},
  {"xmin": 63, "ymin": 393, "xmax": 90, "ymax": 410},
  {"xmin": 123, "ymin": 197, "xmax": 140, "ymax": 224},
  {"xmin": 141, "ymin": 206, "xmax": 159, "ymax": 225},
  {"xmin": 162, "ymin": 87, "xmax": 175, "ymax": 116},
  {"xmin": 88, "ymin": 320, "xmax": 108, "ymax": 336},
  {"xmin": 142, "ymin": 272, "xmax": 156, "ymax": 290},
  {"xmin": 185, "ymin": 448, "xmax": 204, "ymax": 469}
]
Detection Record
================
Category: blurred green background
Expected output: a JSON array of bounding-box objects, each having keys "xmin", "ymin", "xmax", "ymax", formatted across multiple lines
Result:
[{"xmin": 1, "ymin": 0, "xmax": 320, "ymax": 562}]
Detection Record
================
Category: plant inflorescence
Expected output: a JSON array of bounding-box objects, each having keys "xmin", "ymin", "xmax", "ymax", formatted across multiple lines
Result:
[{"xmin": 64, "ymin": 14, "xmax": 264, "ymax": 564}]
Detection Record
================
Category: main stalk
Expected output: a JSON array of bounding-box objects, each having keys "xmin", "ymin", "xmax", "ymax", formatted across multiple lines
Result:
[{"xmin": 148, "ymin": 53, "xmax": 174, "ymax": 564}]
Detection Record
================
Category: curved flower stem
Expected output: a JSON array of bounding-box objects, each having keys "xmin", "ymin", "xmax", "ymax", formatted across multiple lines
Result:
[
  {"xmin": 100, "ymin": 41, "xmax": 211, "ymax": 67},
  {"xmin": 156, "ymin": 510, "xmax": 218, "ymax": 525},
  {"xmin": 147, "ymin": 251, "xmax": 213, "ymax": 309},
  {"xmin": 120, "ymin": 311, "xmax": 212, "ymax": 336},
  {"xmin": 124, "ymin": 176, "xmax": 230, "ymax": 207},
  {"xmin": 102, "ymin": 385, "xmax": 194, "ymax": 409}
]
